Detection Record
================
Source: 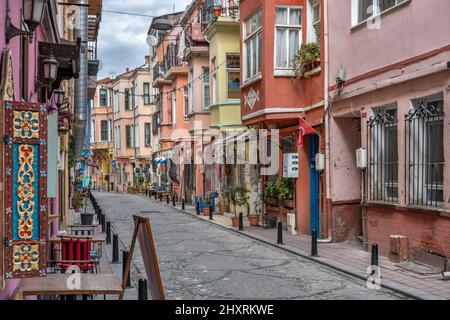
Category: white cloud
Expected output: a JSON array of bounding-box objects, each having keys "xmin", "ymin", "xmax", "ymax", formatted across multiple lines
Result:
[{"xmin": 97, "ymin": 0, "xmax": 192, "ymax": 79}]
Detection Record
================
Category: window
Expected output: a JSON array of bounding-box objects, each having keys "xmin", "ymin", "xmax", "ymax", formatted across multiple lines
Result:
[
  {"xmin": 307, "ymin": 0, "xmax": 321, "ymax": 44},
  {"xmin": 202, "ymin": 67, "xmax": 210, "ymax": 110},
  {"xmin": 188, "ymin": 68, "xmax": 194, "ymax": 113},
  {"xmin": 368, "ymin": 106, "xmax": 398, "ymax": 203},
  {"xmin": 100, "ymin": 120, "xmax": 108, "ymax": 142},
  {"xmin": 113, "ymin": 91, "xmax": 119, "ymax": 112},
  {"xmin": 115, "ymin": 126, "xmax": 121, "ymax": 149},
  {"xmin": 212, "ymin": 58, "xmax": 217, "ymax": 105},
  {"xmin": 100, "ymin": 89, "xmax": 108, "ymax": 107},
  {"xmin": 152, "ymin": 111, "xmax": 159, "ymax": 135},
  {"xmin": 226, "ymin": 54, "xmax": 241, "ymax": 100},
  {"xmin": 406, "ymin": 93, "xmax": 444, "ymax": 208},
  {"xmin": 172, "ymin": 92, "xmax": 177, "ymax": 125},
  {"xmin": 145, "ymin": 123, "xmax": 151, "ymax": 146},
  {"xmin": 108, "ymin": 119, "xmax": 112, "ymax": 141},
  {"xmin": 353, "ymin": 0, "xmax": 406, "ymax": 25},
  {"xmin": 183, "ymin": 86, "xmax": 189, "ymax": 119},
  {"xmin": 126, "ymin": 125, "xmax": 132, "ymax": 148},
  {"xmin": 125, "ymin": 89, "xmax": 131, "ymax": 110},
  {"xmin": 143, "ymin": 83, "xmax": 150, "ymax": 105},
  {"xmin": 243, "ymin": 10, "xmax": 262, "ymax": 82},
  {"xmin": 91, "ymin": 120, "xmax": 95, "ymax": 143},
  {"xmin": 275, "ymin": 6, "xmax": 302, "ymax": 70}
]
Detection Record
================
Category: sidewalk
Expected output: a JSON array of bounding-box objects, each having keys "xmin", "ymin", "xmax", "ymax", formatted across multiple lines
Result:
[{"xmin": 152, "ymin": 196, "xmax": 449, "ymax": 300}]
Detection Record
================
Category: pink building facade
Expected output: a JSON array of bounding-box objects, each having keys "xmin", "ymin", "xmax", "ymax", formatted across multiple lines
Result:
[{"xmin": 327, "ymin": 0, "xmax": 450, "ymax": 260}]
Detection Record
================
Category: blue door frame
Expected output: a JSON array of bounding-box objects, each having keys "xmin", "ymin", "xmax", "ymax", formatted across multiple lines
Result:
[{"xmin": 309, "ymin": 135, "xmax": 320, "ymax": 234}]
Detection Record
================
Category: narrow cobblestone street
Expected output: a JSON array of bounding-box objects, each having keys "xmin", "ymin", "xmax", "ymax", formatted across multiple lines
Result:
[{"xmin": 94, "ymin": 191, "xmax": 407, "ymax": 300}]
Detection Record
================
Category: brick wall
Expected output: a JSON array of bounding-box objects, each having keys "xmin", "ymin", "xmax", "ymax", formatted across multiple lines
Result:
[
  {"xmin": 331, "ymin": 203, "xmax": 361, "ymax": 242},
  {"xmin": 366, "ymin": 205, "xmax": 450, "ymax": 259}
]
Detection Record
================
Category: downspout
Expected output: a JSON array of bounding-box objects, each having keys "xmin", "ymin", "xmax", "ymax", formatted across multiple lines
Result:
[
  {"xmin": 73, "ymin": 0, "xmax": 88, "ymax": 160},
  {"xmin": 322, "ymin": 0, "xmax": 333, "ymax": 243}
]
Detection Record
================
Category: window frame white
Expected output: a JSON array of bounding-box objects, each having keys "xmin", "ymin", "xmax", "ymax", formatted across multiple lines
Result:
[
  {"xmin": 274, "ymin": 5, "xmax": 303, "ymax": 76},
  {"xmin": 202, "ymin": 67, "xmax": 210, "ymax": 110},
  {"xmin": 351, "ymin": 0, "xmax": 408, "ymax": 27},
  {"xmin": 243, "ymin": 9, "xmax": 263, "ymax": 84}
]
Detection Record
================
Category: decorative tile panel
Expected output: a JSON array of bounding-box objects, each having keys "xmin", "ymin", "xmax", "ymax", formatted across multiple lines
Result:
[{"xmin": 4, "ymin": 101, "xmax": 48, "ymax": 278}]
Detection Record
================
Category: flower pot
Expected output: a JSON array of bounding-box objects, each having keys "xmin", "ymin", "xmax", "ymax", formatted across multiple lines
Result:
[
  {"xmin": 231, "ymin": 216, "xmax": 239, "ymax": 228},
  {"xmin": 214, "ymin": 8, "xmax": 222, "ymax": 17},
  {"xmin": 248, "ymin": 214, "xmax": 260, "ymax": 227},
  {"xmin": 265, "ymin": 197, "xmax": 279, "ymax": 207},
  {"xmin": 81, "ymin": 213, "xmax": 94, "ymax": 226},
  {"xmin": 203, "ymin": 207, "xmax": 211, "ymax": 216},
  {"xmin": 219, "ymin": 205, "xmax": 229, "ymax": 215}
]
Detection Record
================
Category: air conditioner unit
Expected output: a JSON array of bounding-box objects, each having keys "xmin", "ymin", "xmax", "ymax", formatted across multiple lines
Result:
[
  {"xmin": 287, "ymin": 213, "xmax": 297, "ymax": 236},
  {"xmin": 356, "ymin": 148, "xmax": 368, "ymax": 169}
]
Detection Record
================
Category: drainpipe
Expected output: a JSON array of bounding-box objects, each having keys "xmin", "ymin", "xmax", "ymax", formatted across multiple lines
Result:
[
  {"xmin": 73, "ymin": 0, "xmax": 88, "ymax": 160},
  {"xmin": 323, "ymin": 0, "xmax": 333, "ymax": 242}
]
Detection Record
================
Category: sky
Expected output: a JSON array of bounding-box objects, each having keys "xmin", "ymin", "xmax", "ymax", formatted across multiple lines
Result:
[{"xmin": 97, "ymin": 0, "xmax": 192, "ymax": 80}]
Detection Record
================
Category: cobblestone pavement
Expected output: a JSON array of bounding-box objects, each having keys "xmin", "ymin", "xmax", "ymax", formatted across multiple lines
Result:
[{"xmin": 93, "ymin": 191, "xmax": 408, "ymax": 300}]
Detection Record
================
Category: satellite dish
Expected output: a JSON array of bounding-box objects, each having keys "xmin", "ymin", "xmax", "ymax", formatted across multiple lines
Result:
[
  {"xmin": 109, "ymin": 71, "xmax": 117, "ymax": 80},
  {"xmin": 146, "ymin": 35, "xmax": 158, "ymax": 47}
]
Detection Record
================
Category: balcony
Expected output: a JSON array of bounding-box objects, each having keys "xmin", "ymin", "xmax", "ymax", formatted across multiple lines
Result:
[
  {"xmin": 162, "ymin": 42, "xmax": 188, "ymax": 80},
  {"xmin": 203, "ymin": 0, "xmax": 240, "ymax": 27}
]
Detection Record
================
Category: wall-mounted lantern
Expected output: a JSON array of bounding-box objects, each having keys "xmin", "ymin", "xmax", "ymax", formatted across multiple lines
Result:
[
  {"xmin": 5, "ymin": 0, "xmax": 46, "ymax": 44},
  {"xmin": 42, "ymin": 53, "xmax": 59, "ymax": 83},
  {"xmin": 53, "ymin": 87, "xmax": 65, "ymax": 108}
]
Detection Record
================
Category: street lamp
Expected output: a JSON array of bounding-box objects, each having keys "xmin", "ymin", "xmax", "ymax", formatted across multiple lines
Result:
[
  {"xmin": 5, "ymin": 0, "xmax": 46, "ymax": 43},
  {"xmin": 43, "ymin": 53, "xmax": 59, "ymax": 83},
  {"xmin": 53, "ymin": 87, "xmax": 65, "ymax": 108}
]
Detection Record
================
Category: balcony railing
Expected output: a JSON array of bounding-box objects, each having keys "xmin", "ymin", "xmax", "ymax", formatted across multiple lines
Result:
[
  {"xmin": 153, "ymin": 63, "xmax": 164, "ymax": 82},
  {"xmin": 185, "ymin": 23, "xmax": 208, "ymax": 48},
  {"xmin": 163, "ymin": 42, "xmax": 181, "ymax": 73},
  {"xmin": 202, "ymin": 0, "xmax": 240, "ymax": 28}
]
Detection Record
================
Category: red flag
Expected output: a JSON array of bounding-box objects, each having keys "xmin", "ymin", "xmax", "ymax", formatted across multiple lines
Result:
[{"xmin": 297, "ymin": 117, "xmax": 317, "ymax": 148}]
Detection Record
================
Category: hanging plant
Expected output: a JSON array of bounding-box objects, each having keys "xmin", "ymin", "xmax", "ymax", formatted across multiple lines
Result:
[{"xmin": 292, "ymin": 43, "xmax": 321, "ymax": 79}]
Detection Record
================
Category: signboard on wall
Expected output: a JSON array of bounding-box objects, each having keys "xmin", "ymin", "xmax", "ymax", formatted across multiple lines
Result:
[
  {"xmin": 283, "ymin": 153, "xmax": 299, "ymax": 178},
  {"xmin": 3, "ymin": 101, "xmax": 48, "ymax": 279}
]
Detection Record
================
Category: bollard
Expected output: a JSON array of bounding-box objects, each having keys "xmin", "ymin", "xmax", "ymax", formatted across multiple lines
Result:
[
  {"xmin": 112, "ymin": 234, "xmax": 119, "ymax": 263},
  {"xmin": 196, "ymin": 202, "xmax": 200, "ymax": 215},
  {"xmin": 209, "ymin": 207, "xmax": 213, "ymax": 220},
  {"xmin": 239, "ymin": 212, "xmax": 244, "ymax": 231},
  {"xmin": 106, "ymin": 221, "xmax": 111, "ymax": 244},
  {"xmin": 172, "ymin": 194, "xmax": 176, "ymax": 206},
  {"xmin": 166, "ymin": 195, "xmax": 170, "ymax": 204},
  {"xmin": 155, "ymin": 192, "xmax": 158, "ymax": 200},
  {"xmin": 122, "ymin": 251, "xmax": 131, "ymax": 288},
  {"xmin": 371, "ymin": 244, "xmax": 379, "ymax": 266},
  {"xmin": 138, "ymin": 279, "xmax": 148, "ymax": 300},
  {"xmin": 159, "ymin": 194, "xmax": 163, "ymax": 202},
  {"xmin": 101, "ymin": 213, "xmax": 106, "ymax": 233},
  {"xmin": 277, "ymin": 221, "xmax": 283, "ymax": 244},
  {"xmin": 182, "ymin": 198, "xmax": 185, "ymax": 210},
  {"xmin": 311, "ymin": 230, "xmax": 318, "ymax": 257}
]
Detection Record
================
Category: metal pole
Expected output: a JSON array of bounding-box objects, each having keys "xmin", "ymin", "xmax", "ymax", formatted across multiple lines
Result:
[
  {"xmin": 106, "ymin": 221, "xmax": 111, "ymax": 244},
  {"xmin": 172, "ymin": 193, "xmax": 176, "ymax": 206},
  {"xmin": 112, "ymin": 234, "xmax": 119, "ymax": 263},
  {"xmin": 101, "ymin": 213, "xmax": 106, "ymax": 233},
  {"xmin": 196, "ymin": 201, "xmax": 200, "ymax": 215},
  {"xmin": 166, "ymin": 194, "xmax": 170, "ymax": 204},
  {"xmin": 122, "ymin": 250, "xmax": 131, "ymax": 288},
  {"xmin": 209, "ymin": 207, "xmax": 213, "ymax": 220},
  {"xmin": 239, "ymin": 212, "xmax": 243, "ymax": 231},
  {"xmin": 311, "ymin": 230, "xmax": 318, "ymax": 257},
  {"xmin": 277, "ymin": 221, "xmax": 283, "ymax": 244},
  {"xmin": 182, "ymin": 198, "xmax": 185, "ymax": 210},
  {"xmin": 138, "ymin": 279, "xmax": 148, "ymax": 300},
  {"xmin": 371, "ymin": 244, "xmax": 379, "ymax": 266}
]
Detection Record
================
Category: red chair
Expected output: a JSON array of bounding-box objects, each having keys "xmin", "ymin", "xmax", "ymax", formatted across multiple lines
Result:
[{"xmin": 58, "ymin": 238, "xmax": 97, "ymax": 273}]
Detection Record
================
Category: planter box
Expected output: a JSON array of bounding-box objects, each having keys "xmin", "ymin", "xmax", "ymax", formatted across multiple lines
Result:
[{"xmin": 81, "ymin": 214, "xmax": 94, "ymax": 226}]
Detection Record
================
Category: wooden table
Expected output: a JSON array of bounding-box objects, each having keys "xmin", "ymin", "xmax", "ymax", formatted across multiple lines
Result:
[
  {"xmin": 20, "ymin": 274, "xmax": 123, "ymax": 297},
  {"xmin": 49, "ymin": 235, "xmax": 106, "ymax": 244}
]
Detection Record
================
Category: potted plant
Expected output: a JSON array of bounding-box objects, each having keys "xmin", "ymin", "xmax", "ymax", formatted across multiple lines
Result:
[
  {"xmin": 219, "ymin": 191, "xmax": 231, "ymax": 214},
  {"xmin": 72, "ymin": 194, "xmax": 83, "ymax": 213},
  {"xmin": 203, "ymin": 192, "xmax": 213, "ymax": 216},
  {"xmin": 213, "ymin": 5, "xmax": 222, "ymax": 17},
  {"xmin": 275, "ymin": 177, "xmax": 294, "ymax": 209},
  {"xmin": 264, "ymin": 180, "xmax": 279, "ymax": 207},
  {"xmin": 292, "ymin": 43, "xmax": 321, "ymax": 79},
  {"xmin": 226, "ymin": 186, "xmax": 250, "ymax": 228}
]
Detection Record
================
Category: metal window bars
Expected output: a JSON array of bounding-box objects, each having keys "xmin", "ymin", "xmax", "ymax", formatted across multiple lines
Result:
[
  {"xmin": 368, "ymin": 108, "xmax": 399, "ymax": 203},
  {"xmin": 405, "ymin": 99, "xmax": 445, "ymax": 208}
]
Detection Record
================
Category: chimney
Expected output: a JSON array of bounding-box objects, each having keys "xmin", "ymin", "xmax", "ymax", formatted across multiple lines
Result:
[
  {"xmin": 126, "ymin": 67, "xmax": 129, "ymax": 73},
  {"xmin": 145, "ymin": 55, "xmax": 150, "ymax": 66}
]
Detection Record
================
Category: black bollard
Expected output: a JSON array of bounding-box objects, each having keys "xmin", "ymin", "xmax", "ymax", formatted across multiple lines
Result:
[
  {"xmin": 371, "ymin": 244, "xmax": 379, "ymax": 266},
  {"xmin": 101, "ymin": 213, "xmax": 106, "ymax": 233},
  {"xmin": 172, "ymin": 194, "xmax": 176, "ymax": 206},
  {"xmin": 209, "ymin": 207, "xmax": 213, "ymax": 220},
  {"xmin": 138, "ymin": 279, "xmax": 148, "ymax": 300},
  {"xmin": 277, "ymin": 221, "xmax": 283, "ymax": 244},
  {"xmin": 122, "ymin": 251, "xmax": 131, "ymax": 288},
  {"xmin": 311, "ymin": 230, "xmax": 318, "ymax": 257},
  {"xmin": 196, "ymin": 202, "xmax": 200, "ymax": 215},
  {"xmin": 182, "ymin": 198, "xmax": 185, "ymax": 210},
  {"xmin": 112, "ymin": 234, "xmax": 119, "ymax": 263},
  {"xmin": 159, "ymin": 194, "xmax": 163, "ymax": 202},
  {"xmin": 166, "ymin": 195, "xmax": 170, "ymax": 204},
  {"xmin": 239, "ymin": 212, "xmax": 244, "ymax": 231},
  {"xmin": 106, "ymin": 221, "xmax": 111, "ymax": 244}
]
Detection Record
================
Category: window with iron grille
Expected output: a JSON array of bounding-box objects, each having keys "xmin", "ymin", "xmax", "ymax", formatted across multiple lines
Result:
[
  {"xmin": 406, "ymin": 94, "xmax": 444, "ymax": 208},
  {"xmin": 125, "ymin": 88, "xmax": 131, "ymax": 110},
  {"xmin": 152, "ymin": 111, "xmax": 159, "ymax": 135},
  {"xmin": 368, "ymin": 106, "xmax": 398, "ymax": 203}
]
